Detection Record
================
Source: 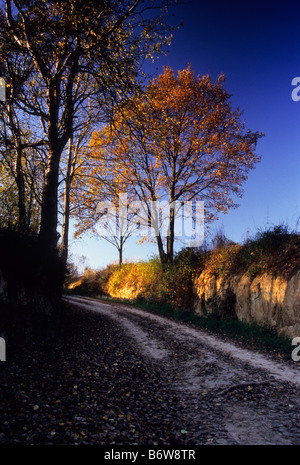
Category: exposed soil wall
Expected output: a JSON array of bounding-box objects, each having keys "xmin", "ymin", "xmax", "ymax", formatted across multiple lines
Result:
[{"xmin": 194, "ymin": 269, "xmax": 300, "ymax": 339}]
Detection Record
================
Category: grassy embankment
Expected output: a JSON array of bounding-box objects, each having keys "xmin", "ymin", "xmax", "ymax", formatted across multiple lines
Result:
[{"xmin": 66, "ymin": 225, "xmax": 300, "ymax": 358}]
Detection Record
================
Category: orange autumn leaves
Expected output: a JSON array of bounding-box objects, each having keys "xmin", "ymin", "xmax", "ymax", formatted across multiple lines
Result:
[
  {"xmin": 73, "ymin": 66, "xmax": 263, "ymax": 262},
  {"xmin": 90, "ymin": 66, "xmax": 262, "ymax": 210}
]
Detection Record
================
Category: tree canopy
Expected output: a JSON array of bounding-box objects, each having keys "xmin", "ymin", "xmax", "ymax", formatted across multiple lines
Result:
[
  {"xmin": 87, "ymin": 66, "xmax": 263, "ymax": 265},
  {"xmin": 1, "ymin": 0, "xmax": 177, "ymax": 254}
]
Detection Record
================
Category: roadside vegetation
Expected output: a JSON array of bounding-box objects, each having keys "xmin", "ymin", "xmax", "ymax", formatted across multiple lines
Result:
[{"xmin": 66, "ymin": 224, "xmax": 300, "ymax": 358}]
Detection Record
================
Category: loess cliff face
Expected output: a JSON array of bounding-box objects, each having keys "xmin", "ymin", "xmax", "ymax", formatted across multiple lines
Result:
[{"xmin": 194, "ymin": 269, "xmax": 300, "ymax": 339}]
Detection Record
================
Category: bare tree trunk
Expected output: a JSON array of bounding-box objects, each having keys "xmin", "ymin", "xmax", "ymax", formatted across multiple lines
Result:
[
  {"xmin": 15, "ymin": 145, "xmax": 27, "ymax": 233},
  {"xmin": 166, "ymin": 203, "xmax": 175, "ymax": 264},
  {"xmin": 119, "ymin": 237, "xmax": 123, "ymax": 269},
  {"xmin": 38, "ymin": 81, "xmax": 71, "ymax": 254},
  {"xmin": 156, "ymin": 233, "xmax": 167, "ymax": 269},
  {"xmin": 7, "ymin": 103, "xmax": 27, "ymax": 233},
  {"xmin": 38, "ymin": 147, "xmax": 61, "ymax": 252},
  {"xmin": 61, "ymin": 137, "xmax": 74, "ymax": 266}
]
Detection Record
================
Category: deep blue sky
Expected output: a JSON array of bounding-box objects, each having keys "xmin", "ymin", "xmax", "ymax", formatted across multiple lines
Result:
[{"xmin": 69, "ymin": 0, "xmax": 300, "ymax": 271}]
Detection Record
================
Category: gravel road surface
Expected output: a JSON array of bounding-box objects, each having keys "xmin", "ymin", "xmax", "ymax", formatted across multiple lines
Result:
[{"xmin": 1, "ymin": 294, "xmax": 299, "ymax": 445}]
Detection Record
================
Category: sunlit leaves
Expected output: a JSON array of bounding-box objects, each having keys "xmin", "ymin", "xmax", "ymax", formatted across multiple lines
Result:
[{"xmin": 88, "ymin": 65, "xmax": 263, "ymax": 264}]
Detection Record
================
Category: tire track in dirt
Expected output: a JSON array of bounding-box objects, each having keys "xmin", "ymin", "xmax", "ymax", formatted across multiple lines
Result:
[{"xmin": 65, "ymin": 295, "xmax": 300, "ymax": 387}]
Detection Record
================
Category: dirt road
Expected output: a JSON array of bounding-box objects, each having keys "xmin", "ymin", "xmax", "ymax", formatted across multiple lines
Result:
[{"xmin": 65, "ymin": 295, "xmax": 300, "ymax": 445}]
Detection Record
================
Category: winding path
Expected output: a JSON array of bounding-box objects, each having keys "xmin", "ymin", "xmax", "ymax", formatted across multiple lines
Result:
[{"xmin": 64, "ymin": 295, "xmax": 300, "ymax": 445}]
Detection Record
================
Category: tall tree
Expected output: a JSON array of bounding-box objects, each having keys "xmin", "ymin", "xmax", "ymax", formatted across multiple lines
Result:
[
  {"xmin": 89, "ymin": 66, "xmax": 264, "ymax": 266},
  {"xmin": 2, "ymin": 0, "xmax": 177, "ymax": 256},
  {"xmin": 0, "ymin": 95, "xmax": 45, "ymax": 233},
  {"xmin": 58, "ymin": 82, "xmax": 108, "ymax": 267}
]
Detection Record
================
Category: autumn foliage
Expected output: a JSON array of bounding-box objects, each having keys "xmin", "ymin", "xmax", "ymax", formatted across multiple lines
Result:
[
  {"xmin": 85, "ymin": 66, "xmax": 263, "ymax": 265},
  {"xmin": 67, "ymin": 225, "xmax": 300, "ymax": 314}
]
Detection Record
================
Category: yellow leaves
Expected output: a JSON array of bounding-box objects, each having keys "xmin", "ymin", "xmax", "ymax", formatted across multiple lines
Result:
[{"xmin": 71, "ymin": 65, "xmax": 261, "ymax": 247}]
